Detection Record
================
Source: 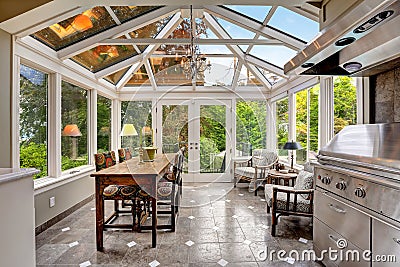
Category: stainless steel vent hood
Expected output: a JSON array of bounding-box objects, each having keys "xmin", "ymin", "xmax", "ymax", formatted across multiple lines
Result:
[{"xmin": 284, "ymin": 0, "xmax": 400, "ymax": 77}]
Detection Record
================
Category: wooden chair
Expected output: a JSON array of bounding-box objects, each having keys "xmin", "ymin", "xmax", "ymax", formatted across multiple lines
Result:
[
  {"xmin": 234, "ymin": 149, "xmax": 278, "ymax": 195},
  {"xmin": 155, "ymin": 147, "xmax": 185, "ymax": 232},
  {"xmin": 118, "ymin": 148, "xmax": 133, "ymax": 208},
  {"xmin": 94, "ymin": 151, "xmax": 148, "ymax": 230},
  {"xmin": 265, "ymin": 170, "xmax": 314, "ymax": 236}
]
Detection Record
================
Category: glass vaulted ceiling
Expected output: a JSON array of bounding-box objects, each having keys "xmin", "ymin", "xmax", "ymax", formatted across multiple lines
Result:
[{"xmin": 30, "ymin": 4, "xmax": 319, "ymax": 89}]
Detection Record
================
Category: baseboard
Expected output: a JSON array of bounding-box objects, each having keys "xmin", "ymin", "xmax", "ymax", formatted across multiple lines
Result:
[{"xmin": 35, "ymin": 194, "xmax": 94, "ymax": 235}]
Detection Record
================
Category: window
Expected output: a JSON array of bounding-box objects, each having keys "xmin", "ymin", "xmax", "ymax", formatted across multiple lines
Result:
[
  {"xmin": 295, "ymin": 85, "xmax": 320, "ymax": 164},
  {"xmin": 19, "ymin": 65, "xmax": 48, "ymax": 179},
  {"xmin": 121, "ymin": 101, "xmax": 152, "ymax": 154},
  {"xmin": 276, "ymin": 97, "xmax": 289, "ymax": 160},
  {"xmin": 61, "ymin": 81, "xmax": 88, "ymax": 170},
  {"xmin": 236, "ymin": 100, "xmax": 267, "ymax": 156},
  {"xmin": 97, "ymin": 95, "xmax": 112, "ymax": 152},
  {"xmin": 334, "ymin": 77, "xmax": 357, "ymax": 134}
]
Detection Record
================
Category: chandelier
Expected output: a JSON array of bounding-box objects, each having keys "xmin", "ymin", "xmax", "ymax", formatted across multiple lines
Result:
[{"xmin": 179, "ymin": 6, "xmax": 212, "ymax": 81}]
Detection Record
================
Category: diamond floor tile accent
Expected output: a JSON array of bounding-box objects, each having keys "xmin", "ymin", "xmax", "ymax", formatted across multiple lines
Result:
[
  {"xmin": 185, "ymin": 240, "xmax": 195, "ymax": 247},
  {"xmin": 188, "ymin": 215, "xmax": 195, "ymax": 220},
  {"xmin": 243, "ymin": 240, "xmax": 251, "ymax": 245},
  {"xmin": 127, "ymin": 241, "xmax": 137, "ymax": 247},
  {"xmin": 217, "ymin": 258, "xmax": 229, "ymax": 266},
  {"xmin": 149, "ymin": 260, "xmax": 160, "ymax": 267},
  {"xmin": 79, "ymin": 261, "xmax": 91, "ymax": 267}
]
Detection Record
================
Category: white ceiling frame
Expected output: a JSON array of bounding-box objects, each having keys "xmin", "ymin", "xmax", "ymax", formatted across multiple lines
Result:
[
  {"xmin": 116, "ymin": 12, "xmax": 183, "ymax": 90},
  {"xmin": 231, "ymin": 61, "xmax": 243, "ymax": 90},
  {"xmin": 57, "ymin": 6, "xmax": 180, "ymax": 60},
  {"xmin": 204, "ymin": 12, "xmax": 271, "ymax": 90},
  {"xmin": 98, "ymin": 38, "xmax": 283, "ymax": 45},
  {"xmin": 115, "ymin": 62, "xmax": 141, "ymax": 89},
  {"xmin": 245, "ymin": 54, "xmax": 287, "ymax": 78},
  {"xmin": 144, "ymin": 59, "xmax": 158, "ymax": 90},
  {"xmin": 95, "ymin": 54, "xmax": 143, "ymax": 79},
  {"xmin": 245, "ymin": 6, "xmax": 278, "ymax": 54},
  {"xmin": 205, "ymin": 5, "xmax": 306, "ymax": 51}
]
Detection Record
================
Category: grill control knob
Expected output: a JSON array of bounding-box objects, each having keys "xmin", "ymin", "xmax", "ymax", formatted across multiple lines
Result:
[
  {"xmin": 354, "ymin": 187, "xmax": 366, "ymax": 198},
  {"xmin": 336, "ymin": 181, "xmax": 347, "ymax": 190},
  {"xmin": 321, "ymin": 176, "xmax": 332, "ymax": 185}
]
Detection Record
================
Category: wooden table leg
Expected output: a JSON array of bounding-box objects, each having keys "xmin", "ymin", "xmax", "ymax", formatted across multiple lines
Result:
[
  {"xmin": 95, "ymin": 179, "xmax": 104, "ymax": 251},
  {"xmin": 151, "ymin": 197, "xmax": 157, "ymax": 248}
]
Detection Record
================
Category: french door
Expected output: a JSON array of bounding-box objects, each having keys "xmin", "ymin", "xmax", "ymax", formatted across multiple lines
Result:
[{"xmin": 156, "ymin": 99, "xmax": 232, "ymax": 183}]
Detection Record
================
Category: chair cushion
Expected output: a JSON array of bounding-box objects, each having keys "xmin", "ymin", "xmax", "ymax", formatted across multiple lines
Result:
[
  {"xmin": 103, "ymin": 185, "xmax": 140, "ymax": 199},
  {"xmin": 234, "ymin": 166, "xmax": 266, "ymax": 180},
  {"xmin": 264, "ymin": 184, "xmax": 312, "ymax": 213},
  {"xmin": 293, "ymin": 170, "xmax": 314, "ymax": 199},
  {"xmin": 95, "ymin": 151, "xmax": 116, "ymax": 171},
  {"xmin": 157, "ymin": 181, "xmax": 178, "ymax": 201}
]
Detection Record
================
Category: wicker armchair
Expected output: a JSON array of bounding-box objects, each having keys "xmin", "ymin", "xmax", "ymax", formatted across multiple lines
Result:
[
  {"xmin": 234, "ymin": 149, "xmax": 278, "ymax": 195},
  {"xmin": 265, "ymin": 170, "xmax": 314, "ymax": 236}
]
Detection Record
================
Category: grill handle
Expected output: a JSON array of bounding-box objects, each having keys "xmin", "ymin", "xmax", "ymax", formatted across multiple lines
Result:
[
  {"xmin": 328, "ymin": 203, "xmax": 346, "ymax": 213},
  {"xmin": 328, "ymin": 234, "xmax": 339, "ymax": 243}
]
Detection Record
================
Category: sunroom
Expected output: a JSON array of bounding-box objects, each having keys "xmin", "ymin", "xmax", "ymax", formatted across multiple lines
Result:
[{"xmin": 1, "ymin": 0, "xmax": 398, "ymax": 266}]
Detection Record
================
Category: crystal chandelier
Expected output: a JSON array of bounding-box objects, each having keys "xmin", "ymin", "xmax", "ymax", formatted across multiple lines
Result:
[{"xmin": 180, "ymin": 6, "xmax": 211, "ymax": 81}]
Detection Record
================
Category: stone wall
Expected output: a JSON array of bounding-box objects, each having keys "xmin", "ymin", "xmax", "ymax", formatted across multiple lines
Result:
[{"xmin": 374, "ymin": 67, "xmax": 400, "ymax": 123}]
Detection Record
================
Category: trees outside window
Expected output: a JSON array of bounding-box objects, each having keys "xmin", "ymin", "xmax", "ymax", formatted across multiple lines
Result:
[
  {"xmin": 295, "ymin": 85, "xmax": 320, "ymax": 164},
  {"xmin": 276, "ymin": 97, "xmax": 289, "ymax": 160},
  {"xmin": 61, "ymin": 81, "xmax": 88, "ymax": 170},
  {"xmin": 236, "ymin": 100, "xmax": 267, "ymax": 155},
  {"xmin": 97, "ymin": 95, "xmax": 111, "ymax": 152},
  {"xmin": 19, "ymin": 65, "xmax": 48, "ymax": 179},
  {"xmin": 334, "ymin": 76, "xmax": 357, "ymax": 134},
  {"xmin": 121, "ymin": 101, "xmax": 152, "ymax": 153}
]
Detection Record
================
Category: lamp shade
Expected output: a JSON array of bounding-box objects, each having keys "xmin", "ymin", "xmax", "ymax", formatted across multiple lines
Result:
[
  {"xmin": 120, "ymin": 124, "xmax": 138, "ymax": 136},
  {"xmin": 62, "ymin": 124, "xmax": 82, "ymax": 137},
  {"xmin": 283, "ymin": 141, "xmax": 303, "ymax": 150}
]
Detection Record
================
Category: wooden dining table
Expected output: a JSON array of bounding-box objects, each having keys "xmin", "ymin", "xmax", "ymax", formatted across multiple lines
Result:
[{"xmin": 91, "ymin": 153, "xmax": 173, "ymax": 251}]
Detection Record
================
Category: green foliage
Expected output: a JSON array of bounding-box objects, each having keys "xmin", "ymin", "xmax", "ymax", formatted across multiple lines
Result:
[
  {"xmin": 236, "ymin": 101, "xmax": 267, "ymax": 150},
  {"xmin": 61, "ymin": 155, "xmax": 89, "ymax": 171},
  {"xmin": 20, "ymin": 143, "xmax": 47, "ymax": 179},
  {"xmin": 200, "ymin": 136, "xmax": 221, "ymax": 172},
  {"xmin": 334, "ymin": 76, "xmax": 357, "ymax": 134},
  {"xmin": 277, "ymin": 98, "xmax": 289, "ymax": 149},
  {"xmin": 97, "ymin": 95, "xmax": 112, "ymax": 152}
]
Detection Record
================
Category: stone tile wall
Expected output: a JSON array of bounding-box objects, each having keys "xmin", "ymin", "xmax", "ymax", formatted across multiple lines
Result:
[{"xmin": 374, "ymin": 67, "xmax": 400, "ymax": 123}]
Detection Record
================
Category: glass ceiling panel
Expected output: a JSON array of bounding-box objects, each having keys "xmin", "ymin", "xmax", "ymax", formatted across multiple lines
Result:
[
  {"xmin": 32, "ymin": 7, "xmax": 116, "ymax": 51},
  {"xmin": 215, "ymin": 18, "xmax": 256, "ymax": 39},
  {"xmin": 224, "ymin": 6, "xmax": 272, "ymax": 23},
  {"xmin": 256, "ymin": 66, "xmax": 283, "ymax": 85},
  {"xmin": 126, "ymin": 65, "xmax": 151, "ymax": 86},
  {"xmin": 237, "ymin": 65, "xmax": 263, "ymax": 86},
  {"xmin": 128, "ymin": 16, "xmax": 172, "ymax": 39},
  {"xmin": 149, "ymin": 57, "xmax": 193, "ymax": 86},
  {"xmin": 104, "ymin": 67, "xmax": 129, "ymax": 85},
  {"xmin": 198, "ymin": 45, "xmax": 232, "ymax": 55},
  {"xmin": 250, "ymin": 45, "xmax": 297, "ymax": 68},
  {"xmin": 268, "ymin": 7, "xmax": 319, "ymax": 42},
  {"xmin": 110, "ymin": 6, "xmax": 160, "ymax": 23},
  {"xmin": 72, "ymin": 45, "xmax": 138, "ymax": 72},
  {"xmin": 204, "ymin": 57, "xmax": 236, "ymax": 87}
]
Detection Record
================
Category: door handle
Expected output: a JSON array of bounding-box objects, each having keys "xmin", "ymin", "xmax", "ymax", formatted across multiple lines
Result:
[{"xmin": 328, "ymin": 203, "xmax": 346, "ymax": 213}]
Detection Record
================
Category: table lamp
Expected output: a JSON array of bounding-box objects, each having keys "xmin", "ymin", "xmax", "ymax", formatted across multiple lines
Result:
[
  {"xmin": 283, "ymin": 140, "xmax": 303, "ymax": 172},
  {"xmin": 120, "ymin": 124, "xmax": 138, "ymax": 149}
]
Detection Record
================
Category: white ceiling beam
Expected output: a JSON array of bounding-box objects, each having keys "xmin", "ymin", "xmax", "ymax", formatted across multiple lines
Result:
[
  {"xmin": 116, "ymin": 12, "xmax": 183, "ymax": 90},
  {"xmin": 205, "ymin": 5, "xmax": 306, "ymax": 51},
  {"xmin": 231, "ymin": 61, "xmax": 243, "ymax": 90},
  {"xmin": 98, "ymin": 38, "xmax": 283, "ymax": 45},
  {"xmin": 245, "ymin": 54, "xmax": 287, "ymax": 78},
  {"xmin": 57, "ymin": 6, "xmax": 180, "ymax": 60},
  {"xmin": 115, "ymin": 62, "xmax": 141, "ymax": 89},
  {"xmin": 204, "ymin": 12, "xmax": 271, "ymax": 90},
  {"xmin": 245, "ymin": 6, "xmax": 277, "ymax": 54},
  {"xmin": 95, "ymin": 54, "xmax": 142, "ymax": 79},
  {"xmin": 144, "ymin": 59, "xmax": 158, "ymax": 90}
]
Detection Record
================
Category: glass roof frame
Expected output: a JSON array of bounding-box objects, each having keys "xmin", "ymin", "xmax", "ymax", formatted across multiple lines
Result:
[{"xmin": 27, "ymin": 4, "xmax": 320, "ymax": 90}]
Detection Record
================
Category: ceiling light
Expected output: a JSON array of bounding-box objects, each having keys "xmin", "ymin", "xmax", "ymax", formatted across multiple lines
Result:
[
  {"xmin": 335, "ymin": 37, "xmax": 356, "ymax": 47},
  {"xmin": 353, "ymin": 10, "xmax": 394, "ymax": 34},
  {"xmin": 343, "ymin": 62, "xmax": 362, "ymax": 72},
  {"xmin": 301, "ymin": 62, "xmax": 314, "ymax": 68}
]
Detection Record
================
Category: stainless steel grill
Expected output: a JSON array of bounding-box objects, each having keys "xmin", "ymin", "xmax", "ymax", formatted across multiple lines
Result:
[{"xmin": 313, "ymin": 123, "xmax": 400, "ymax": 267}]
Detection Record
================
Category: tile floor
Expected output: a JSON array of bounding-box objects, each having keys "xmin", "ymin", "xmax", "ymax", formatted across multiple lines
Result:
[{"xmin": 35, "ymin": 183, "xmax": 322, "ymax": 267}]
